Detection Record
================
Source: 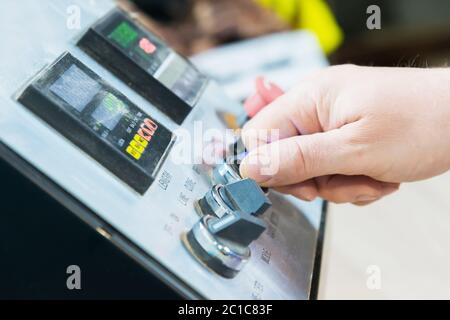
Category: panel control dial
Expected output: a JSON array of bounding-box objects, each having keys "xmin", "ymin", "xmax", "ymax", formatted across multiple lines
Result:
[
  {"xmin": 196, "ymin": 179, "xmax": 271, "ymax": 218},
  {"xmin": 184, "ymin": 177, "xmax": 271, "ymax": 278}
]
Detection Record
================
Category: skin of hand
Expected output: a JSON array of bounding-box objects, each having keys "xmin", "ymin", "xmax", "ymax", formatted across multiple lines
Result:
[{"xmin": 239, "ymin": 65, "xmax": 450, "ymax": 205}]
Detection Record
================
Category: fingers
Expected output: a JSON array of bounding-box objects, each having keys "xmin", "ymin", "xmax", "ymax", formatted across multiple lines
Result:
[
  {"xmin": 242, "ymin": 83, "xmax": 326, "ymax": 149},
  {"xmin": 314, "ymin": 176, "xmax": 399, "ymax": 204},
  {"xmin": 352, "ymin": 200, "xmax": 377, "ymax": 206},
  {"xmin": 274, "ymin": 175, "xmax": 400, "ymax": 204},
  {"xmin": 275, "ymin": 179, "xmax": 319, "ymax": 202},
  {"xmin": 240, "ymin": 124, "xmax": 367, "ymax": 187}
]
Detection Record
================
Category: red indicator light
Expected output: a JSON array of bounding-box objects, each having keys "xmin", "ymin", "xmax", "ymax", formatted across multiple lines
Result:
[{"xmin": 139, "ymin": 38, "xmax": 156, "ymax": 54}]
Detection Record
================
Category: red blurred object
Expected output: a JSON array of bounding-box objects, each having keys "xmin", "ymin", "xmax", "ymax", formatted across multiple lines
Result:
[
  {"xmin": 244, "ymin": 77, "xmax": 284, "ymax": 118},
  {"xmin": 139, "ymin": 38, "xmax": 157, "ymax": 54}
]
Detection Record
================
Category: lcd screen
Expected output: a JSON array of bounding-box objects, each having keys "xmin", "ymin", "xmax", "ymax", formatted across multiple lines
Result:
[
  {"xmin": 50, "ymin": 65, "xmax": 101, "ymax": 112},
  {"xmin": 92, "ymin": 93, "xmax": 129, "ymax": 131},
  {"xmin": 19, "ymin": 52, "xmax": 173, "ymax": 194},
  {"xmin": 108, "ymin": 21, "xmax": 139, "ymax": 49}
]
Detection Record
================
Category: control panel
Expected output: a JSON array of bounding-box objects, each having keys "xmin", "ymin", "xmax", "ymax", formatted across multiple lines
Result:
[
  {"xmin": 78, "ymin": 8, "xmax": 208, "ymax": 124},
  {"xmin": 0, "ymin": 0, "xmax": 326, "ymax": 299},
  {"xmin": 19, "ymin": 53, "xmax": 173, "ymax": 194}
]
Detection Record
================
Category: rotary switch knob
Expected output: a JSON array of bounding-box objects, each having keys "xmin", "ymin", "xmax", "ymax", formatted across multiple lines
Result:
[
  {"xmin": 212, "ymin": 137, "xmax": 269, "ymax": 193},
  {"xmin": 183, "ymin": 212, "xmax": 267, "ymax": 278},
  {"xmin": 195, "ymin": 179, "xmax": 272, "ymax": 218},
  {"xmin": 209, "ymin": 211, "xmax": 267, "ymax": 247},
  {"xmin": 184, "ymin": 178, "xmax": 272, "ymax": 278}
]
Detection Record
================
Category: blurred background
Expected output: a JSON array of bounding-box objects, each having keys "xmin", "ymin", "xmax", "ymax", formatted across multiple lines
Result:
[
  {"xmin": 123, "ymin": 0, "xmax": 450, "ymax": 299},
  {"xmin": 130, "ymin": 0, "xmax": 450, "ymax": 66}
]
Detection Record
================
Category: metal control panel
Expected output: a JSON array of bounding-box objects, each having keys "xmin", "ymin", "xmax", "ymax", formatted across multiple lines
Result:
[{"xmin": 0, "ymin": 0, "xmax": 326, "ymax": 299}]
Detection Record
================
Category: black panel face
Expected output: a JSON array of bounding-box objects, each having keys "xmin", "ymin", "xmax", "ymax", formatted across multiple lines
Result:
[
  {"xmin": 78, "ymin": 8, "xmax": 208, "ymax": 124},
  {"xmin": 18, "ymin": 53, "xmax": 173, "ymax": 194},
  {"xmin": 103, "ymin": 17, "xmax": 171, "ymax": 75}
]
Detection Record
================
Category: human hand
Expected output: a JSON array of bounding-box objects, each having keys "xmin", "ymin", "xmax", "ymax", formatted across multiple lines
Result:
[{"xmin": 240, "ymin": 65, "xmax": 450, "ymax": 204}]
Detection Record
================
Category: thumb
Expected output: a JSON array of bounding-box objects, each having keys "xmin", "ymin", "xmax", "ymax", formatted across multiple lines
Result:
[{"xmin": 240, "ymin": 124, "xmax": 366, "ymax": 186}]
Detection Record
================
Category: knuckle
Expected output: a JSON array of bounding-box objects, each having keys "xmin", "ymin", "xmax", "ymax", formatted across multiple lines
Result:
[
  {"xmin": 340, "ymin": 130, "xmax": 374, "ymax": 174},
  {"xmin": 293, "ymin": 138, "xmax": 314, "ymax": 181}
]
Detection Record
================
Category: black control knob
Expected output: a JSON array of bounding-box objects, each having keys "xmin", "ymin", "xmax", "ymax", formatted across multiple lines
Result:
[
  {"xmin": 182, "ymin": 211, "xmax": 268, "ymax": 279},
  {"xmin": 186, "ymin": 173, "xmax": 272, "ymax": 278},
  {"xmin": 195, "ymin": 179, "xmax": 272, "ymax": 218},
  {"xmin": 222, "ymin": 179, "xmax": 272, "ymax": 216},
  {"xmin": 208, "ymin": 211, "xmax": 267, "ymax": 247}
]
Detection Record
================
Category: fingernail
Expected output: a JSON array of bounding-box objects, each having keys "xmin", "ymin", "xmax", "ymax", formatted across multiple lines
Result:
[
  {"xmin": 355, "ymin": 195, "xmax": 378, "ymax": 202},
  {"xmin": 240, "ymin": 152, "xmax": 272, "ymax": 184}
]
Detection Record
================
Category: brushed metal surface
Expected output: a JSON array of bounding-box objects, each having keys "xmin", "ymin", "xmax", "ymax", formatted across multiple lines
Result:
[{"xmin": 0, "ymin": 0, "xmax": 324, "ymax": 299}]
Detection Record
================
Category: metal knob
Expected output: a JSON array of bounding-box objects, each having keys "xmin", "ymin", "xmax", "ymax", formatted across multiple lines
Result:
[
  {"xmin": 195, "ymin": 179, "xmax": 271, "ymax": 218},
  {"xmin": 186, "ymin": 177, "xmax": 272, "ymax": 278},
  {"xmin": 212, "ymin": 162, "xmax": 241, "ymax": 185},
  {"xmin": 182, "ymin": 212, "xmax": 266, "ymax": 279},
  {"xmin": 222, "ymin": 179, "xmax": 272, "ymax": 216},
  {"xmin": 209, "ymin": 211, "xmax": 267, "ymax": 247}
]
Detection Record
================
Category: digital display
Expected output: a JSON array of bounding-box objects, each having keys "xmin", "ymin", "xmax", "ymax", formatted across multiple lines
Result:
[
  {"xmin": 19, "ymin": 53, "xmax": 173, "ymax": 194},
  {"xmin": 78, "ymin": 8, "xmax": 207, "ymax": 124},
  {"xmin": 49, "ymin": 65, "xmax": 101, "ymax": 112},
  {"xmin": 108, "ymin": 21, "xmax": 138, "ymax": 49},
  {"xmin": 108, "ymin": 21, "xmax": 159, "ymax": 60},
  {"xmin": 157, "ymin": 54, "xmax": 205, "ymax": 105},
  {"xmin": 92, "ymin": 93, "xmax": 129, "ymax": 131}
]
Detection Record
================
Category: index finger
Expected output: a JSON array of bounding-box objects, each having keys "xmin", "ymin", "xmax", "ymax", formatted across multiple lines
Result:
[{"xmin": 241, "ymin": 83, "xmax": 324, "ymax": 151}]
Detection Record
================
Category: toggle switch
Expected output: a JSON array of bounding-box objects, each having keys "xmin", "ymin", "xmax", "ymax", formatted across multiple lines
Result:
[
  {"xmin": 209, "ymin": 211, "xmax": 267, "ymax": 247},
  {"xmin": 182, "ymin": 212, "xmax": 267, "ymax": 279},
  {"xmin": 182, "ymin": 215, "xmax": 252, "ymax": 279},
  {"xmin": 195, "ymin": 179, "xmax": 271, "ymax": 219},
  {"xmin": 186, "ymin": 177, "xmax": 272, "ymax": 278},
  {"xmin": 186, "ymin": 155, "xmax": 273, "ymax": 278},
  {"xmin": 223, "ymin": 179, "xmax": 271, "ymax": 217}
]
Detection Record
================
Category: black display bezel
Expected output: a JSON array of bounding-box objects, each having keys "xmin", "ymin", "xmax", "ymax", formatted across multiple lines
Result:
[
  {"xmin": 78, "ymin": 7, "xmax": 208, "ymax": 125},
  {"xmin": 96, "ymin": 12, "xmax": 171, "ymax": 75},
  {"xmin": 18, "ymin": 52, "xmax": 173, "ymax": 195}
]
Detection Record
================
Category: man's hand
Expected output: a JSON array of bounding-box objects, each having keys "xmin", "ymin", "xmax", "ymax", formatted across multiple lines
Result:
[{"xmin": 240, "ymin": 65, "xmax": 450, "ymax": 204}]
